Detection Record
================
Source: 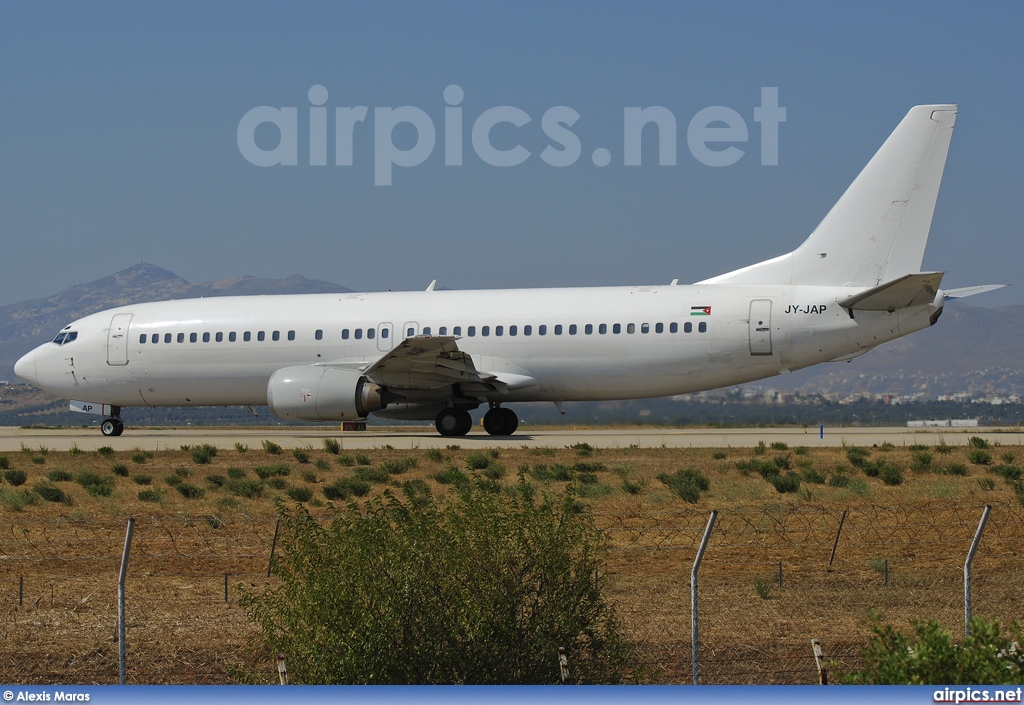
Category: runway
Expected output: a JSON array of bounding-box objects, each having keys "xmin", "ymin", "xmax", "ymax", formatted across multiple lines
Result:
[{"xmin": 1, "ymin": 425, "xmax": 1021, "ymax": 452}]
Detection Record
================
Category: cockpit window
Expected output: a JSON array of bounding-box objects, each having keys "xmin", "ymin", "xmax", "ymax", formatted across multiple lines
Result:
[{"xmin": 51, "ymin": 331, "xmax": 78, "ymax": 345}]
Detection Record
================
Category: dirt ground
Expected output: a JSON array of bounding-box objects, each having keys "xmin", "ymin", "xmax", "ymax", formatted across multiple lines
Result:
[{"xmin": 1, "ymin": 439, "xmax": 1021, "ymax": 683}]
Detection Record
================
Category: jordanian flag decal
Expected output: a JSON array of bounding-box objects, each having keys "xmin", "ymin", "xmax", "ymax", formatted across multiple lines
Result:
[{"xmin": 690, "ymin": 306, "xmax": 712, "ymax": 316}]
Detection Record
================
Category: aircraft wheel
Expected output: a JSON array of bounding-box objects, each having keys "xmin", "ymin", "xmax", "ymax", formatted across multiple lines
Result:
[
  {"xmin": 483, "ymin": 407, "xmax": 518, "ymax": 436},
  {"xmin": 101, "ymin": 418, "xmax": 124, "ymax": 437},
  {"xmin": 436, "ymin": 409, "xmax": 472, "ymax": 437}
]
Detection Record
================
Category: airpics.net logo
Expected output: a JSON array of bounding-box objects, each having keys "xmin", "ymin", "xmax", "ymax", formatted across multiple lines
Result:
[{"xmin": 237, "ymin": 86, "xmax": 786, "ymax": 186}]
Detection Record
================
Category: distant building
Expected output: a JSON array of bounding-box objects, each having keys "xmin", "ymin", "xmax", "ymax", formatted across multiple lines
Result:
[{"xmin": 907, "ymin": 419, "xmax": 979, "ymax": 428}]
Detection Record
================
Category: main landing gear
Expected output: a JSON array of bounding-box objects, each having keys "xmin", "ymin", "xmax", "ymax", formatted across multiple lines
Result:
[
  {"xmin": 433, "ymin": 406, "xmax": 520, "ymax": 437},
  {"xmin": 483, "ymin": 406, "xmax": 518, "ymax": 436},
  {"xmin": 100, "ymin": 417, "xmax": 124, "ymax": 437}
]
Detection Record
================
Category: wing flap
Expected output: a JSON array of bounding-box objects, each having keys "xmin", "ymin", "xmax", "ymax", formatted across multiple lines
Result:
[{"xmin": 352, "ymin": 336, "xmax": 521, "ymax": 392}]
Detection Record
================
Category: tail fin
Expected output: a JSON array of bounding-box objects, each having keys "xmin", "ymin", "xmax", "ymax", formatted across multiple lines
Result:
[{"xmin": 698, "ymin": 104, "xmax": 957, "ymax": 287}]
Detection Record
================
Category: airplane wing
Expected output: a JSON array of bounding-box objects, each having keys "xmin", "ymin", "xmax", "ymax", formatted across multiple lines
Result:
[
  {"xmin": 839, "ymin": 272, "xmax": 944, "ymax": 312},
  {"xmin": 349, "ymin": 336, "xmax": 503, "ymax": 391},
  {"xmin": 944, "ymin": 284, "xmax": 1007, "ymax": 299}
]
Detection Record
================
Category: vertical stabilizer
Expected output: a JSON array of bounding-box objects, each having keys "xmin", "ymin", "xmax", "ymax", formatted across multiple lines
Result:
[{"xmin": 698, "ymin": 105, "xmax": 957, "ymax": 287}]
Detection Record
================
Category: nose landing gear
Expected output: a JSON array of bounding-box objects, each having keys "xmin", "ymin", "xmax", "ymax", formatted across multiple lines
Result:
[{"xmin": 100, "ymin": 417, "xmax": 124, "ymax": 437}]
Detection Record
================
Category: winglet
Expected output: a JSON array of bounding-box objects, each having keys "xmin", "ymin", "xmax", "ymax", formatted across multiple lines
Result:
[{"xmin": 425, "ymin": 279, "xmax": 437, "ymax": 292}]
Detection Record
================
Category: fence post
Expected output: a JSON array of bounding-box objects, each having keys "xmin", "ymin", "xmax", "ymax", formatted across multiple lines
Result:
[
  {"xmin": 827, "ymin": 509, "xmax": 847, "ymax": 572},
  {"xmin": 118, "ymin": 517, "xmax": 136, "ymax": 685},
  {"xmin": 811, "ymin": 638, "xmax": 827, "ymax": 684},
  {"xmin": 268, "ymin": 519, "xmax": 280, "ymax": 578},
  {"xmin": 778, "ymin": 561, "xmax": 783, "ymax": 589},
  {"xmin": 276, "ymin": 653, "xmax": 289, "ymax": 684},
  {"xmin": 19, "ymin": 576, "xmax": 23, "ymax": 607},
  {"xmin": 964, "ymin": 504, "xmax": 992, "ymax": 636},
  {"xmin": 225, "ymin": 574, "xmax": 229, "ymax": 602},
  {"xmin": 692, "ymin": 509, "xmax": 718, "ymax": 685},
  {"xmin": 558, "ymin": 646, "xmax": 570, "ymax": 683}
]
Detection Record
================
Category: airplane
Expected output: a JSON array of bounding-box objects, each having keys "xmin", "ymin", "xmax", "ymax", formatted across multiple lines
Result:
[{"xmin": 14, "ymin": 104, "xmax": 1004, "ymax": 437}]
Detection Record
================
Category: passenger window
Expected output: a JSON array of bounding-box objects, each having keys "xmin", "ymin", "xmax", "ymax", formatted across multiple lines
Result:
[
  {"xmin": 641, "ymin": 323, "xmax": 650, "ymax": 334},
  {"xmin": 699, "ymin": 322, "xmax": 707, "ymax": 333},
  {"xmin": 627, "ymin": 323, "xmax": 635, "ymax": 334},
  {"xmin": 439, "ymin": 326, "xmax": 447, "ymax": 335},
  {"xmin": 407, "ymin": 327, "xmax": 415, "ymax": 337},
  {"xmin": 569, "ymin": 324, "xmax": 577, "ymax": 335},
  {"xmin": 190, "ymin": 333, "xmax": 198, "ymax": 343},
  {"xmin": 656, "ymin": 323, "xmax": 664, "ymax": 333},
  {"xmin": 613, "ymin": 323, "xmax": 621, "ymax": 334},
  {"xmin": 177, "ymin": 333, "xmax": 185, "ymax": 343},
  {"xmin": 381, "ymin": 328, "xmax": 389, "ymax": 338},
  {"xmin": 288, "ymin": 330, "xmax": 296, "ymax": 341},
  {"xmin": 539, "ymin": 325, "xmax": 547, "ymax": 335},
  {"xmin": 585, "ymin": 324, "xmax": 593, "ymax": 335},
  {"xmin": 139, "ymin": 334, "xmax": 147, "ymax": 344},
  {"xmin": 367, "ymin": 328, "xmax": 375, "ymax": 339},
  {"xmin": 229, "ymin": 332, "xmax": 236, "ymax": 342},
  {"xmin": 315, "ymin": 329, "xmax": 323, "ymax": 341},
  {"xmin": 244, "ymin": 331, "xmax": 251, "ymax": 342},
  {"xmin": 152, "ymin": 335, "xmax": 159, "ymax": 344},
  {"xmin": 482, "ymin": 326, "xmax": 490, "ymax": 337},
  {"xmin": 684, "ymin": 322, "xmax": 692, "ymax": 333},
  {"xmin": 524, "ymin": 325, "xmax": 532, "ymax": 336},
  {"xmin": 258, "ymin": 331, "xmax": 265, "ymax": 341},
  {"xmin": 509, "ymin": 325, "xmax": 517, "ymax": 336},
  {"xmin": 554, "ymin": 325, "xmax": 562, "ymax": 335},
  {"xmin": 468, "ymin": 326, "xmax": 476, "ymax": 337},
  {"xmin": 162, "ymin": 333, "xmax": 170, "ymax": 343},
  {"xmin": 495, "ymin": 325, "xmax": 503, "ymax": 336},
  {"xmin": 216, "ymin": 332, "xmax": 223, "ymax": 342},
  {"xmin": 203, "ymin": 333, "xmax": 211, "ymax": 343},
  {"xmin": 454, "ymin": 326, "xmax": 462, "ymax": 336},
  {"xmin": 423, "ymin": 326, "xmax": 431, "ymax": 336},
  {"xmin": 342, "ymin": 329, "xmax": 349, "ymax": 340},
  {"xmin": 599, "ymin": 324, "xmax": 607, "ymax": 334},
  {"xmin": 670, "ymin": 322, "xmax": 678, "ymax": 333},
  {"xmin": 272, "ymin": 331, "xmax": 280, "ymax": 341},
  {"xmin": 355, "ymin": 329, "xmax": 363, "ymax": 340}
]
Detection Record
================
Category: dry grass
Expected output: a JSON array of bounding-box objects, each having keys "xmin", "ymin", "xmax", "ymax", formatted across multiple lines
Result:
[{"xmin": 1, "ymin": 439, "xmax": 1021, "ymax": 683}]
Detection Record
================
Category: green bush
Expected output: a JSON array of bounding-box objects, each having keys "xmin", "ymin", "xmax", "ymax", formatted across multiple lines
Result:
[
  {"xmin": 262, "ymin": 440, "xmax": 282, "ymax": 455},
  {"xmin": 431, "ymin": 466, "xmax": 469, "ymax": 487},
  {"xmin": 206, "ymin": 474, "xmax": 226, "ymax": 488},
  {"xmin": 266, "ymin": 477, "xmax": 289, "ymax": 490},
  {"xmin": 769, "ymin": 441, "xmax": 788, "ymax": 451},
  {"xmin": 111, "ymin": 462, "xmax": 130, "ymax": 477},
  {"xmin": 132, "ymin": 474, "xmax": 152, "ymax": 485},
  {"xmin": 657, "ymin": 469, "xmax": 710, "ymax": 503},
  {"xmin": 30, "ymin": 456, "xmax": 45, "ymax": 465},
  {"xmin": 466, "ymin": 452, "xmax": 491, "ymax": 470},
  {"xmin": 569, "ymin": 442, "xmax": 595, "ymax": 457},
  {"xmin": 97, "ymin": 446, "xmax": 115, "ymax": 457},
  {"xmin": 977, "ymin": 477, "xmax": 996, "ymax": 491},
  {"xmin": 240, "ymin": 481, "xmax": 631, "ymax": 684},
  {"xmin": 286, "ymin": 486, "xmax": 314, "ymax": 502},
  {"xmin": 968, "ymin": 449, "xmax": 992, "ymax": 465},
  {"xmin": 227, "ymin": 467, "xmax": 247, "ymax": 479},
  {"xmin": 990, "ymin": 464, "xmax": 1022, "ymax": 482},
  {"xmin": 482, "ymin": 464, "xmax": 505, "ymax": 481},
  {"xmin": 138, "ymin": 489, "xmax": 161, "ymax": 503},
  {"xmin": 338, "ymin": 454, "xmax": 355, "ymax": 467},
  {"xmin": 837, "ymin": 617, "xmax": 1023, "ymax": 684},
  {"xmin": 228, "ymin": 479, "xmax": 265, "ymax": 499},
  {"xmin": 354, "ymin": 466, "xmax": 390, "ymax": 483},
  {"xmin": 968, "ymin": 436, "xmax": 990, "ymax": 449},
  {"xmin": 711, "ymin": 450, "xmax": 727, "ymax": 460},
  {"xmin": 292, "ymin": 449, "xmax": 310, "ymax": 464},
  {"xmin": 401, "ymin": 479, "xmax": 432, "ymax": 508},
  {"xmin": 191, "ymin": 444, "xmax": 218, "ymax": 464},
  {"xmin": 130, "ymin": 451, "xmax": 150, "ymax": 465},
  {"xmin": 529, "ymin": 464, "xmax": 573, "ymax": 482},
  {"xmin": 165, "ymin": 474, "xmax": 183, "ymax": 487},
  {"xmin": 323, "ymin": 438, "xmax": 341, "ymax": 455},
  {"xmin": 235, "ymin": 443, "xmax": 249, "ymax": 454},
  {"xmin": 769, "ymin": 472, "xmax": 801, "ymax": 493},
  {"xmin": 846, "ymin": 447, "xmax": 870, "ymax": 468},
  {"xmin": 314, "ymin": 459, "xmax": 329, "ymax": 472},
  {"xmin": 425, "ymin": 448, "xmax": 445, "ymax": 463},
  {"xmin": 47, "ymin": 469, "xmax": 74, "ymax": 482},
  {"xmin": 879, "ymin": 463, "xmax": 904, "ymax": 486},
  {"xmin": 800, "ymin": 467, "xmax": 826, "ymax": 484},
  {"xmin": 323, "ymin": 477, "xmax": 371, "ymax": 500},
  {"xmin": 0, "ymin": 488, "xmax": 39, "ymax": 511},
  {"xmin": 827, "ymin": 473, "xmax": 851, "ymax": 488},
  {"xmin": 300, "ymin": 470, "xmax": 318, "ymax": 483},
  {"xmin": 753, "ymin": 440, "xmax": 767, "ymax": 456},
  {"xmin": 34, "ymin": 484, "xmax": 72, "ymax": 505},
  {"xmin": 621, "ymin": 479, "xmax": 644, "ymax": 495},
  {"xmin": 0, "ymin": 456, "xmax": 8, "ymax": 469},
  {"xmin": 911, "ymin": 450, "xmax": 933, "ymax": 472},
  {"xmin": 380, "ymin": 458, "xmax": 417, "ymax": 475},
  {"xmin": 4, "ymin": 469, "xmax": 28, "ymax": 487},
  {"xmin": 943, "ymin": 463, "xmax": 969, "ymax": 476},
  {"xmin": 176, "ymin": 483, "xmax": 206, "ymax": 499},
  {"xmin": 355, "ymin": 454, "xmax": 372, "ymax": 466},
  {"xmin": 254, "ymin": 464, "xmax": 291, "ymax": 480}
]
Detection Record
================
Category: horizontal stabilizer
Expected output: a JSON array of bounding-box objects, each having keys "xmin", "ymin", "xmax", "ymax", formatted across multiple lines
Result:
[
  {"xmin": 944, "ymin": 284, "xmax": 1007, "ymax": 300},
  {"xmin": 839, "ymin": 272, "xmax": 943, "ymax": 312}
]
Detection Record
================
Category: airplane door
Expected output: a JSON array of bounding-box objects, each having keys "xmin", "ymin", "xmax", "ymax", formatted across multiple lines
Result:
[
  {"xmin": 377, "ymin": 322, "xmax": 394, "ymax": 351},
  {"xmin": 107, "ymin": 313, "xmax": 133, "ymax": 366},
  {"xmin": 748, "ymin": 300, "xmax": 772, "ymax": 356}
]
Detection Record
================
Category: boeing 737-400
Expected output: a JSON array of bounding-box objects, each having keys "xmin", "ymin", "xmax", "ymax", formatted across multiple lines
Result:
[{"xmin": 14, "ymin": 104, "xmax": 1003, "ymax": 436}]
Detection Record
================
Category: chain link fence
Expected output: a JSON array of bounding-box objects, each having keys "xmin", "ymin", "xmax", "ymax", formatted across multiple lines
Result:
[{"xmin": 1, "ymin": 501, "xmax": 1021, "ymax": 683}]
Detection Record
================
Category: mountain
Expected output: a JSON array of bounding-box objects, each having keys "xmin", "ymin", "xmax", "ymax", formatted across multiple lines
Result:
[{"xmin": 0, "ymin": 264, "xmax": 351, "ymax": 380}]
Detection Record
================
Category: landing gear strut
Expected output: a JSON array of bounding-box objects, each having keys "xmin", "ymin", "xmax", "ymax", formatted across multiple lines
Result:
[
  {"xmin": 434, "ymin": 408, "xmax": 473, "ymax": 437},
  {"xmin": 483, "ymin": 406, "xmax": 518, "ymax": 436},
  {"xmin": 100, "ymin": 417, "xmax": 124, "ymax": 437}
]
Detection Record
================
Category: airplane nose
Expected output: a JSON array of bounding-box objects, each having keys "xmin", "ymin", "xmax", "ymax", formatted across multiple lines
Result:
[{"xmin": 14, "ymin": 348, "xmax": 38, "ymax": 385}]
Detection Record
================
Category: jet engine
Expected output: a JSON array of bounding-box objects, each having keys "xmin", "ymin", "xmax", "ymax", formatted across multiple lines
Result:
[{"xmin": 267, "ymin": 366, "xmax": 386, "ymax": 421}]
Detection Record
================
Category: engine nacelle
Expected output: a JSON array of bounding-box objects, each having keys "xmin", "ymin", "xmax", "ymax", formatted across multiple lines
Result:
[{"xmin": 267, "ymin": 366, "xmax": 386, "ymax": 421}]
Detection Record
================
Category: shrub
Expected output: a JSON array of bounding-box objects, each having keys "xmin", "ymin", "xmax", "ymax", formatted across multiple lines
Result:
[
  {"xmin": 47, "ymin": 469, "xmax": 74, "ymax": 482},
  {"xmin": 879, "ymin": 464, "xmax": 904, "ymax": 486},
  {"xmin": 355, "ymin": 466, "xmax": 390, "ymax": 483},
  {"xmin": 828, "ymin": 474, "xmax": 851, "ymax": 488},
  {"xmin": 934, "ymin": 441, "xmax": 953, "ymax": 454},
  {"xmin": 401, "ymin": 479, "xmax": 433, "ymax": 508},
  {"xmin": 772, "ymin": 454, "xmax": 791, "ymax": 470},
  {"xmin": 292, "ymin": 449, "xmax": 310, "ymax": 464},
  {"xmin": 323, "ymin": 438, "xmax": 341, "ymax": 455},
  {"xmin": 529, "ymin": 464, "xmax": 572, "ymax": 482},
  {"xmin": 380, "ymin": 458, "xmax": 417, "ymax": 475},
  {"xmin": 30, "ymin": 456, "xmax": 45, "ymax": 465},
  {"xmin": 569, "ymin": 442, "xmax": 595, "ymax": 457},
  {"xmin": 769, "ymin": 441, "xmax": 788, "ymax": 451},
  {"xmin": 227, "ymin": 467, "xmax": 247, "ymax": 479},
  {"xmin": 191, "ymin": 444, "xmax": 218, "ymax": 464},
  {"xmin": 314, "ymin": 459, "xmax": 329, "ymax": 472},
  {"xmin": 432, "ymin": 466, "xmax": 469, "ymax": 487},
  {"xmin": 482, "ymin": 464, "xmax": 505, "ymax": 481},
  {"xmin": 323, "ymin": 477, "xmax": 371, "ymax": 500},
  {"xmin": 240, "ymin": 481, "xmax": 632, "ymax": 684},
  {"xmin": 621, "ymin": 479, "xmax": 644, "ymax": 494},
  {"xmin": 769, "ymin": 472, "xmax": 801, "ymax": 493},
  {"xmin": 753, "ymin": 441, "xmax": 767, "ymax": 456},
  {"xmin": 0, "ymin": 456, "xmax": 8, "ymax": 469},
  {"xmin": 130, "ymin": 450, "xmax": 152, "ymax": 464},
  {"xmin": 943, "ymin": 462, "xmax": 969, "ymax": 476},
  {"xmin": 657, "ymin": 469, "xmax": 710, "ymax": 503},
  {"xmin": 138, "ymin": 489, "xmax": 161, "ymax": 502},
  {"xmin": 465, "ymin": 452, "xmax": 491, "ymax": 470},
  {"xmin": 206, "ymin": 474, "xmax": 226, "ymax": 488},
  {"xmin": 911, "ymin": 451, "xmax": 933, "ymax": 472},
  {"xmin": 425, "ymin": 448, "xmax": 445, "ymax": 463},
  {"xmin": 0, "ymin": 488, "xmax": 38, "ymax": 511},
  {"xmin": 132, "ymin": 474, "xmax": 152, "ymax": 485},
  {"xmin": 801, "ymin": 467, "xmax": 826, "ymax": 484},
  {"xmin": 165, "ymin": 474, "xmax": 183, "ymax": 487},
  {"xmin": 846, "ymin": 447, "xmax": 870, "ymax": 468},
  {"xmin": 254, "ymin": 464, "xmax": 291, "ymax": 480},
  {"xmin": 300, "ymin": 470, "xmax": 318, "ymax": 483},
  {"xmin": 175, "ymin": 467, "xmax": 192, "ymax": 478},
  {"xmin": 968, "ymin": 436, "xmax": 990, "ymax": 449},
  {"xmin": 97, "ymin": 446, "xmax": 115, "ymax": 457},
  {"xmin": 176, "ymin": 483, "xmax": 205, "ymax": 499},
  {"xmin": 228, "ymin": 479, "xmax": 265, "ymax": 499},
  {"xmin": 753, "ymin": 576, "xmax": 772, "ymax": 600},
  {"xmin": 990, "ymin": 465, "xmax": 1022, "ymax": 482},
  {"xmin": 286, "ymin": 486, "xmax": 314, "ymax": 502},
  {"xmin": 793, "ymin": 446, "xmax": 809, "ymax": 456},
  {"xmin": 837, "ymin": 617, "xmax": 1024, "ymax": 684},
  {"xmin": 235, "ymin": 442, "xmax": 249, "ymax": 454},
  {"xmin": 111, "ymin": 462, "xmax": 130, "ymax": 477},
  {"xmin": 977, "ymin": 477, "xmax": 996, "ymax": 491},
  {"xmin": 4, "ymin": 469, "xmax": 28, "ymax": 487},
  {"xmin": 266, "ymin": 477, "xmax": 289, "ymax": 490},
  {"xmin": 968, "ymin": 449, "xmax": 992, "ymax": 465},
  {"xmin": 338, "ymin": 454, "xmax": 355, "ymax": 467},
  {"xmin": 355, "ymin": 454, "xmax": 372, "ymax": 466},
  {"xmin": 262, "ymin": 440, "xmax": 282, "ymax": 455},
  {"xmin": 34, "ymin": 484, "xmax": 72, "ymax": 505}
]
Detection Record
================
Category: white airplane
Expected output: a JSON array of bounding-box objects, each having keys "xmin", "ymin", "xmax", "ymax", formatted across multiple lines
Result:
[{"xmin": 14, "ymin": 104, "xmax": 1003, "ymax": 437}]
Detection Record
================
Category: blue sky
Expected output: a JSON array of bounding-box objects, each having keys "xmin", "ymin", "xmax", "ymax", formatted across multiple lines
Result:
[{"xmin": 1, "ymin": 1, "xmax": 1022, "ymax": 307}]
